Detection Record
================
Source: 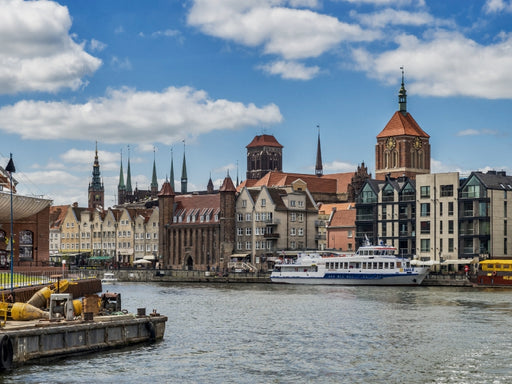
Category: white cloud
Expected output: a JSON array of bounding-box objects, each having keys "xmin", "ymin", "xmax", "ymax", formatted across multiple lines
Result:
[
  {"xmin": 111, "ymin": 56, "xmax": 132, "ymax": 70},
  {"xmin": 457, "ymin": 129, "xmax": 500, "ymax": 136},
  {"xmin": 340, "ymin": 0, "xmax": 424, "ymax": 5},
  {"xmin": 258, "ymin": 60, "xmax": 320, "ymax": 80},
  {"xmin": 0, "ymin": 0, "xmax": 101, "ymax": 94},
  {"xmin": 187, "ymin": 0, "xmax": 378, "ymax": 61},
  {"xmin": 0, "ymin": 86, "xmax": 283, "ymax": 145},
  {"xmin": 352, "ymin": 30, "xmax": 512, "ymax": 99},
  {"xmin": 351, "ymin": 9, "xmax": 439, "ymax": 29},
  {"xmin": 484, "ymin": 0, "xmax": 512, "ymax": 13},
  {"xmin": 324, "ymin": 160, "xmax": 357, "ymax": 172},
  {"xmin": 90, "ymin": 39, "xmax": 107, "ymax": 52}
]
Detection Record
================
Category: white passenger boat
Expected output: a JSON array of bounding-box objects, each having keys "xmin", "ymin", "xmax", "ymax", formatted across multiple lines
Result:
[
  {"xmin": 101, "ymin": 272, "xmax": 118, "ymax": 284},
  {"xmin": 270, "ymin": 242, "xmax": 429, "ymax": 286}
]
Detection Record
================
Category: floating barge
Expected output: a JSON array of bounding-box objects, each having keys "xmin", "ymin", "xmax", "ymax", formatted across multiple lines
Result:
[{"xmin": 0, "ymin": 279, "xmax": 167, "ymax": 371}]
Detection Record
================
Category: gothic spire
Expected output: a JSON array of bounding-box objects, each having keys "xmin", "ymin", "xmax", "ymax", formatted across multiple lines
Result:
[
  {"xmin": 315, "ymin": 125, "xmax": 323, "ymax": 177},
  {"xmin": 118, "ymin": 149, "xmax": 125, "ymax": 191},
  {"xmin": 126, "ymin": 146, "xmax": 132, "ymax": 194},
  {"xmin": 170, "ymin": 147, "xmax": 175, "ymax": 191},
  {"xmin": 151, "ymin": 147, "xmax": 158, "ymax": 192},
  {"xmin": 399, "ymin": 66, "xmax": 407, "ymax": 115},
  {"xmin": 181, "ymin": 140, "xmax": 188, "ymax": 194}
]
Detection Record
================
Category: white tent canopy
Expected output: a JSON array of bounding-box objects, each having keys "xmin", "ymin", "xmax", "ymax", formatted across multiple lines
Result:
[{"xmin": 0, "ymin": 191, "xmax": 52, "ymax": 221}]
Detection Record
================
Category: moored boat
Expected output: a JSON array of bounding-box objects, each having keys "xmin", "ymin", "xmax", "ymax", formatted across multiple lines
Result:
[
  {"xmin": 101, "ymin": 272, "xmax": 118, "ymax": 284},
  {"xmin": 270, "ymin": 242, "xmax": 429, "ymax": 286},
  {"xmin": 470, "ymin": 259, "xmax": 512, "ymax": 287}
]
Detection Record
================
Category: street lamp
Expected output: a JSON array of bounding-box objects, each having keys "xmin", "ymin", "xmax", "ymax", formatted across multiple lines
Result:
[{"xmin": 5, "ymin": 154, "xmax": 16, "ymax": 296}]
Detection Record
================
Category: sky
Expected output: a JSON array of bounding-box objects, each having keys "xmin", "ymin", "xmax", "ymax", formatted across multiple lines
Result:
[{"xmin": 1, "ymin": 0, "xmax": 512, "ymax": 208}]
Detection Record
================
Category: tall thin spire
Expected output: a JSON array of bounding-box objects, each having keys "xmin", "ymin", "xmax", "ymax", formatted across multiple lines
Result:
[
  {"xmin": 181, "ymin": 140, "xmax": 188, "ymax": 194},
  {"xmin": 151, "ymin": 146, "xmax": 158, "ymax": 193},
  {"xmin": 399, "ymin": 66, "xmax": 407, "ymax": 115},
  {"xmin": 315, "ymin": 125, "xmax": 323, "ymax": 177},
  {"xmin": 118, "ymin": 149, "xmax": 125, "ymax": 191},
  {"xmin": 126, "ymin": 145, "xmax": 132, "ymax": 194},
  {"xmin": 170, "ymin": 147, "xmax": 175, "ymax": 191},
  {"xmin": 89, "ymin": 141, "xmax": 104, "ymax": 209}
]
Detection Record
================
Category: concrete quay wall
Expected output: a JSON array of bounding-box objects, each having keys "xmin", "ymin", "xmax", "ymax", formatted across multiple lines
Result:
[{"xmin": 114, "ymin": 269, "xmax": 473, "ymax": 286}]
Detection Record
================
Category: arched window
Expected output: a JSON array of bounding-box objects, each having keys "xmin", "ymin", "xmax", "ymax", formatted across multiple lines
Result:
[
  {"xmin": 392, "ymin": 150, "xmax": 398, "ymax": 168},
  {"xmin": 385, "ymin": 152, "xmax": 390, "ymax": 168}
]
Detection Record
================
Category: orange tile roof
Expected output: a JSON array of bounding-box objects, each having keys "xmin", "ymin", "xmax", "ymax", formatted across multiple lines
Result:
[
  {"xmin": 246, "ymin": 134, "xmax": 283, "ymax": 148},
  {"xmin": 253, "ymin": 171, "xmax": 353, "ymax": 194},
  {"xmin": 377, "ymin": 111, "xmax": 430, "ymax": 138}
]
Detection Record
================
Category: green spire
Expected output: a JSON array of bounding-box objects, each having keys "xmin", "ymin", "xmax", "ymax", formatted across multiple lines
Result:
[
  {"xmin": 118, "ymin": 149, "xmax": 125, "ymax": 191},
  {"xmin": 126, "ymin": 146, "xmax": 132, "ymax": 194},
  {"xmin": 399, "ymin": 66, "xmax": 407, "ymax": 115}
]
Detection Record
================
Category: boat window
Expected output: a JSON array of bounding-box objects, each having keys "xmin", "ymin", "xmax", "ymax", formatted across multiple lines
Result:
[
  {"xmin": 397, "ymin": 262, "xmax": 402, "ymax": 268},
  {"xmin": 373, "ymin": 262, "xmax": 378, "ymax": 269},
  {"xmin": 390, "ymin": 262, "xmax": 394, "ymax": 269},
  {"xmin": 496, "ymin": 264, "xmax": 501, "ymax": 269},
  {"xmin": 384, "ymin": 262, "xmax": 389, "ymax": 269},
  {"xmin": 335, "ymin": 262, "xmax": 339, "ymax": 269},
  {"xmin": 379, "ymin": 262, "xmax": 383, "ymax": 269},
  {"xmin": 344, "ymin": 262, "xmax": 348, "ymax": 269},
  {"xmin": 406, "ymin": 262, "xmax": 410, "ymax": 268},
  {"xmin": 362, "ymin": 262, "xmax": 367, "ymax": 269},
  {"xmin": 355, "ymin": 262, "xmax": 360, "ymax": 269},
  {"xmin": 504, "ymin": 264, "xmax": 510, "ymax": 270}
]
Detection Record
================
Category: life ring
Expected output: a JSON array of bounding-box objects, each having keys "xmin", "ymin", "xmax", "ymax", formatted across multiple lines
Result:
[
  {"xmin": 145, "ymin": 321, "xmax": 156, "ymax": 341},
  {"xmin": 0, "ymin": 335, "xmax": 13, "ymax": 371},
  {"xmin": 492, "ymin": 271, "xmax": 497, "ymax": 277}
]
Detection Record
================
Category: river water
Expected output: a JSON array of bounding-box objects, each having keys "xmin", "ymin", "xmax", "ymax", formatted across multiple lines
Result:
[{"xmin": 4, "ymin": 283, "xmax": 512, "ymax": 383}]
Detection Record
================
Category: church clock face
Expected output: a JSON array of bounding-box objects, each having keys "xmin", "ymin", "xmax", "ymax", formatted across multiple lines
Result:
[
  {"xmin": 386, "ymin": 137, "xmax": 396, "ymax": 150},
  {"xmin": 414, "ymin": 137, "xmax": 422, "ymax": 150}
]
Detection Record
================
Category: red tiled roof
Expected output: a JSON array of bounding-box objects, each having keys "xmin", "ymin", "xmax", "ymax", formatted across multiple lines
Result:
[
  {"xmin": 158, "ymin": 181, "xmax": 175, "ymax": 196},
  {"xmin": 219, "ymin": 176, "xmax": 236, "ymax": 192},
  {"xmin": 246, "ymin": 134, "xmax": 283, "ymax": 148},
  {"xmin": 377, "ymin": 111, "xmax": 430, "ymax": 138},
  {"xmin": 253, "ymin": 171, "xmax": 354, "ymax": 194}
]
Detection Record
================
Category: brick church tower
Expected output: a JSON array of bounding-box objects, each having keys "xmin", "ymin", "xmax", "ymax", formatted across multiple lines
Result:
[
  {"xmin": 246, "ymin": 134, "xmax": 283, "ymax": 180},
  {"xmin": 375, "ymin": 69, "xmax": 430, "ymax": 180}
]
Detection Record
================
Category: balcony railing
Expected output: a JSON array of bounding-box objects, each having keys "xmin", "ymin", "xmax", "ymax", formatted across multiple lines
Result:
[
  {"xmin": 264, "ymin": 233, "xmax": 280, "ymax": 238},
  {"xmin": 315, "ymin": 234, "xmax": 326, "ymax": 240}
]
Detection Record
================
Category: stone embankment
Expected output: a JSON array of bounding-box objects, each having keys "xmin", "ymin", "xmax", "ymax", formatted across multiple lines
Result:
[{"xmin": 114, "ymin": 269, "xmax": 474, "ymax": 286}]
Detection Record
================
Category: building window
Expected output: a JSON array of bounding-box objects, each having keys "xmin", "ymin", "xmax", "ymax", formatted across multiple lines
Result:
[
  {"xmin": 298, "ymin": 201, "xmax": 304, "ymax": 207},
  {"xmin": 420, "ymin": 203, "xmax": 430, "ymax": 217},
  {"xmin": 237, "ymin": 213, "xmax": 243, "ymax": 221},
  {"xmin": 298, "ymin": 213, "xmax": 304, "ymax": 222},
  {"xmin": 245, "ymin": 213, "xmax": 251, "ymax": 221},
  {"xmin": 237, "ymin": 228, "xmax": 243, "ymax": 236},
  {"xmin": 440, "ymin": 185, "xmax": 453, "ymax": 197},
  {"xmin": 448, "ymin": 238, "xmax": 454, "ymax": 252},
  {"xmin": 439, "ymin": 220, "xmax": 443, "ymax": 234},
  {"xmin": 261, "ymin": 199, "xmax": 266, "ymax": 207},
  {"xmin": 242, "ymin": 199, "xmax": 247, "ymax": 208},
  {"xmin": 290, "ymin": 200, "xmax": 296, "ymax": 207},
  {"xmin": 290, "ymin": 212, "xmax": 296, "ymax": 222},
  {"xmin": 237, "ymin": 242, "xmax": 242, "ymax": 250},
  {"xmin": 420, "ymin": 221, "xmax": 430, "ymax": 234},
  {"xmin": 245, "ymin": 242, "xmax": 251, "ymax": 250},
  {"xmin": 246, "ymin": 228, "xmax": 251, "ymax": 235},
  {"xmin": 290, "ymin": 241, "xmax": 296, "ymax": 249},
  {"xmin": 448, "ymin": 202, "xmax": 454, "ymax": 216},
  {"xmin": 298, "ymin": 228, "xmax": 304, "ymax": 236},
  {"xmin": 420, "ymin": 186, "xmax": 430, "ymax": 198},
  {"xmin": 448, "ymin": 220, "xmax": 454, "ymax": 234},
  {"xmin": 290, "ymin": 228, "xmax": 296, "ymax": 236},
  {"xmin": 420, "ymin": 239, "xmax": 430, "ymax": 252}
]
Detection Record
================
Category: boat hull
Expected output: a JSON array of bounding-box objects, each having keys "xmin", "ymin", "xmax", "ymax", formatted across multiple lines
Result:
[{"xmin": 271, "ymin": 270, "xmax": 429, "ymax": 286}]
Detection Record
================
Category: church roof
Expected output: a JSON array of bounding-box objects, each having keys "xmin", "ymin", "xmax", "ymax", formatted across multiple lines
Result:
[
  {"xmin": 377, "ymin": 111, "xmax": 430, "ymax": 139},
  {"xmin": 246, "ymin": 134, "xmax": 283, "ymax": 148}
]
